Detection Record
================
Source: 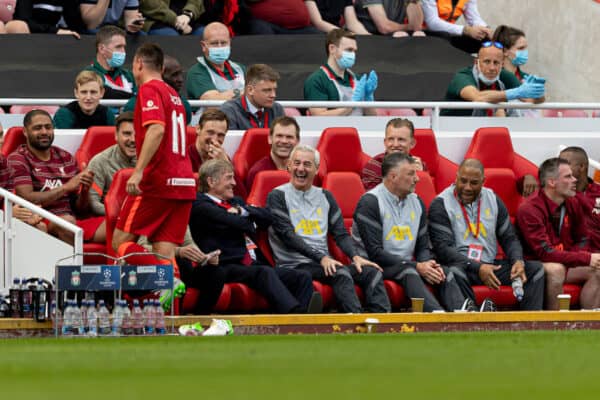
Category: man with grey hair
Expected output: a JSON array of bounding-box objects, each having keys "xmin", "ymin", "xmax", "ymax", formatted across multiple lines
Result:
[
  {"xmin": 517, "ymin": 157, "xmax": 600, "ymax": 310},
  {"xmin": 267, "ymin": 144, "xmax": 391, "ymax": 313},
  {"xmin": 189, "ymin": 159, "xmax": 319, "ymax": 314},
  {"xmin": 429, "ymin": 158, "xmax": 544, "ymax": 311},
  {"xmin": 353, "ymin": 152, "xmax": 466, "ymax": 311}
]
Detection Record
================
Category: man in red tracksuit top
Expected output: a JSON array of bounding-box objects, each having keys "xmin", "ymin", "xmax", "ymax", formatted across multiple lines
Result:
[
  {"xmin": 517, "ymin": 157, "xmax": 600, "ymax": 310},
  {"xmin": 559, "ymin": 146, "xmax": 600, "ymax": 252}
]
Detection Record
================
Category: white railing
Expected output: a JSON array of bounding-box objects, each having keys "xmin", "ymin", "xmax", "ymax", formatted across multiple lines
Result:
[
  {"xmin": 1, "ymin": 99, "xmax": 598, "ymax": 132},
  {"xmin": 0, "ymin": 188, "xmax": 83, "ymax": 289}
]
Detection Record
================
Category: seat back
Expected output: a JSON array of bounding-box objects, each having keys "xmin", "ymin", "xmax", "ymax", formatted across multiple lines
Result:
[
  {"xmin": 246, "ymin": 170, "xmax": 290, "ymax": 207},
  {"xmin": 0, "ymin": 0, "xmax": 16, "ymax": 23},
  {"xmin": 561, "ymin": 109, "xmax": 588, "ymax": 118},
  {"xmin": 414, "ymin": 171, "xmax": 437, "ymax": 210},
  {"xmin": 375, "ymin": 108, "xmax": 418, "ymax": 117},
  {"xmin": 10, "ymin": 105, "xmax": 59, "ymax": 116},
  {"xmin": 1, "ymin": 126, "xmax": 25, "ymax": 156},
  {"xmin": 232, "ymin": 128, "xmax": 270, "ymax": 189},
  {"xmin": 104, "ymin": 168, "xmax": 134, "ymax": 256},
  {"xmin": 464, "ymin": 127, "xmax": 516, "ymax": 169},
  {"xmin": 316, "ymin": 127, "xmax": 371, "ymax": 182},
  {"xmin": 412, "ymin": 128, "xmax": 458, "ymax": 193},
  {"xmin": 185, "ymin": 125, "xmax": 196, "ymax": 152},
  {"xmin": 75, "ymin": 126, "xmax": 116, "ymax": 168},
  {"xmin": 484, "ymin": 168, "xmax": 522, "ymax": 218}
]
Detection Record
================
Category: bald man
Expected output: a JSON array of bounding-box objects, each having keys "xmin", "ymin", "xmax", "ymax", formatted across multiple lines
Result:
[
  {"xmin": 429, "ymin": 158, "xmax": 544, "ymax": 311},
  {"xmin": 186, "ymin": 22, "xmax": 246, "ymax": 101},
  {"xmin": 441, "ymin": 41, "xmax": 545, "ymax": 117}
]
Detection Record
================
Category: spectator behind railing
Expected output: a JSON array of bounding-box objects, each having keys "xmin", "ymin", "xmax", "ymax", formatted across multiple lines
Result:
[
  {"xmin": 441, "ymin": 41, "xmax": 546, "ymax": 117},
  {"xmin": 79, "ymin": 0, "xmax": 145, "ymax": 34},
  {"xmin": 139, "ymin": 0, "xmax": 204, "ymax": 36},
  {"xmin": 492, "ymin": 25, "xmax": 531, "ymax": 83},
  {"xmin": 84, "ymin": 25, "xmax": 137, "ymax": 100},
  {"xmin": 422, "ymin": 0, "xmax": 491, "ymax": 53},
  {"xmin": 197, "ymin": 0, "xmax": 252, "ymax": 36},
  {"xmin": 53, "ymin": 70, "xmax": 116, "ymax": 129},
  {"xmin": 0, "ymin": 0, "xmax": 16, "ymax": 33},
  {"xmin": 247, "ymin": 0, "xmax": 320, "ymax": 34},
  {"xmin": 5, "ymin": 0, "xmax": 83, "ymax": 38},
  {"xmin": 304, "ymin": 0, "xmax": 371, "ymax": 34},
  {"xmin": 304, "ymin": 29, "xmax": 378, "ymax": 116},
  {"xmin": 185, "ymin": 22, "xmax": 246, "ymax": 102},
  {"xmin": 354, "ymin": 0, "xmax": 425, "ymax": 37}
]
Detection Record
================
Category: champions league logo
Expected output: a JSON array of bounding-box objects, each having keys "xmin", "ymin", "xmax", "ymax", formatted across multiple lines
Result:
[
  {"xmin": 103, "ymin": 269, "xmax": 112, "ymax": 282},
  {"xmin": 158, "ymin": 268, "xmax": 166, "ymax": 280},
  {"xmin": 153, "ymin": 267, "xmax": 170, "ymax": 288}
]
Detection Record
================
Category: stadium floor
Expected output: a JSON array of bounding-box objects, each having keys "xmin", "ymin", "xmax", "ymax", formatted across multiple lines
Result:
[
  {"xmin": 1, "ymin": 331, "xmax": 599, "ymax": 399},
  {"xmin": 3, "ymin": 311, "xmax": 600, "ymax": 338}
]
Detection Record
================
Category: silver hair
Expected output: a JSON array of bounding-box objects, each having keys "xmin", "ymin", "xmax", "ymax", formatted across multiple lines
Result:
[{"xmin": 290, "ymin": 144, "xmax": 320, "ymax": 168}]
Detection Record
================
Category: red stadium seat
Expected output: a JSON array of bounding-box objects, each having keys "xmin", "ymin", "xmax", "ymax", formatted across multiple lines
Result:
[
  {"xmin": 592, "ymin": 110, "xmax": 600, "ymax": 118},
  {"xmin": 1, "ymin": 126, "xmax": 25, "ymax": 156},
  {"xmin": 561, "ymin": 109, "xmax": 588, "ymax": 118},
  {"xmin": 75, "ymin": 126, "xmax": 116, "ymax": 169},
  {"xmin": 483, "ymin": 168, "xmax": 524, "ymax": 220},
  {"xmin": 10, "ymin": 105, "xmax": 59, "ymax": 116},
  {"xmin": 463, "ymin": 127, "xmax": 538, "ymax": 196},
  {"xmin": 472, "ymin": 286, "xmax": 518, "ymax": 309},
  {"xmin": 228, "ymin": 283, "xmax": 269, "ymax": 312},
  {"xmin": 231, "ymin": 128, "xmax": 270, "ymax": 191},
  {"xmin": 181, "ymin": 283, "xmax": 231, "ymax": 314},
  {"xmin": 412, "ymin": 129, "xmax": 458, "ymax": 193},
  {"xmin": 563, "ymin": 284, "xmax": 581, "ymax": 308},
  {"xmin": 414, "ymin": 170, "xmax": 437, "ymax": 210},
  {"xmin": 375, "ymin": 108, "xmax": 418, "ymax": 117},
  {"xmin": 185, "ymin": 125, "xmax": 196, "ymax": 150},
  {"xmin": 104, "ymin": 168, "xmax": 134, "ymax": 256},
  {"xmin": 284, "ymin": 107, "xmax": 302, "ymax": 117},
  {"xmin": 316, "ymin": 127, "xmax": 371, "ymax": 184},
  {"xmin": 542, "ymin": 109, "xmax": 560, "ymax": 118}
]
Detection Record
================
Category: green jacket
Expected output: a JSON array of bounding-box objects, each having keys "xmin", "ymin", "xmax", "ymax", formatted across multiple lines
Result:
[{"xmin": 139, "ymin": 0, "xmax": 204, "ymax": 31}]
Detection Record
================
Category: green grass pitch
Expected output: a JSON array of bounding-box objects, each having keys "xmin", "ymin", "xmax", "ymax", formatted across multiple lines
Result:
[{"xmin": 1, "ymin": 330, "xmax": 599, "ymax": 399}]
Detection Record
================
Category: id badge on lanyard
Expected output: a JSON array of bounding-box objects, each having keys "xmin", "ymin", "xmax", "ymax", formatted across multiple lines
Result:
[{"xmin": 467, "ymin": 244, "xmax": 483, "ymax": 262}]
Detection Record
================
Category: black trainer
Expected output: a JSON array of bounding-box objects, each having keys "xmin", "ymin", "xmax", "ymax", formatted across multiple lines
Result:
[
  {"xmin": 460, "ymin": 298, "xmax": 477, "ymax": 312},
  {"xmin": 479, "ymin": 297, "xmax": 497, "ymax": 312}
]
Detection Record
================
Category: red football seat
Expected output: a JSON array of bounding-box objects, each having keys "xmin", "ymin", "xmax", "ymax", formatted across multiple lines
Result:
[
  {"xmin": 473, "ymin": 286, "xmax": 518, "ymax": 309},
  {"xmin": 232, "ymin": 128, "xmax": 270, "ymax": 190},
  {"xmin": 316, "ymin": 127, "xmax": 371, "ymax": 184},
  {"xmin": 104, "ymin": 168, "xmax": 134, "ymax": 256},
  {"xmin": 10, "ymin": 105, "xmax": 59, "ymax": 116},
  {"xmin": 1, "ymin": 126, "xmax": 25, "ymax": 156},
  {"xmin": 75, "ymin": 126, "xmax": 117, "ymax": 169},
  {"xmin": 463, "ymin": 127, "xmax": 538, "ymax": 196},
  {"xmin": 414, "ymin": 170, "xmax": 437, "ymax": 210},
  {"xmin": 375, "ymin": 108, "xmax": 418, "ymax": 117},
  {"xmin": 284, "ymin": 107, "xmax": 301, "ymax": 117},
  {"xmin": 246, "ymin": 170, "xmax": 289, "ymax": 207},
  {"xmin": 412, "ymin": 129, "xmax": 458, "ymax": 193},
  {"xmin": 484, "ymin": 168, "xmax": 523, "ymax": 220}
]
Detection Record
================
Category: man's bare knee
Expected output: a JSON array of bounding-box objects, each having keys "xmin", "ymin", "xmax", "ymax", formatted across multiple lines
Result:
[
  {"xmin": 112, "ymin": 229, "xmax": 136, "ymax": 253},
  {"xmin": 544, "ymin": 263, "xmax": 566, "ymax": 285}
]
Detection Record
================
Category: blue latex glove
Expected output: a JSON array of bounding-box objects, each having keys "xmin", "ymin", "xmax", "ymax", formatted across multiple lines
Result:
[
  {"xmin": 505, "ymin": 80, "xmax": 545, "ymax": 100},
  {"xmin": 365, "ymin": 70, "xmax": 378, "ymax": 101},
  {"xmin": 529, "ymin": 74, "xmax": 546, "ymax": 84},
  {"xmin": 352, "ymin": 75, "xmax": 367, "ymax": 102}
]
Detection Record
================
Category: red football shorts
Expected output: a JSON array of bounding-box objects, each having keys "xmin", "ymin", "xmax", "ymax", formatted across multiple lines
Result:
[
  {"xmin": 77, "ymin": 216, "xmax": 105, "ymax": 241},
  {"xmin": 116, "ymin": 195, "xmax": 192, "ymax": 244}
]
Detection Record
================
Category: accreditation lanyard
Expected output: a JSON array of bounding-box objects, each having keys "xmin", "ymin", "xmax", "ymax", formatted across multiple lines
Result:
[
  {"xmin": 455, "ymin": 192, "xmax": 481, "ymax": 238},
  {"xmin": 241, "ymin": 96, "xmax": 268, "ymax": 128},
  {"xmin": 211, "ymin": 60, "xmax": 236, "ymax": 81},
  {"xmin": 481, "ymin": 82, "xmax": 498, "ymax": 116},
  {"xmin": 320, "ymin": 65, "xmax": 355, "ymax": 89}
]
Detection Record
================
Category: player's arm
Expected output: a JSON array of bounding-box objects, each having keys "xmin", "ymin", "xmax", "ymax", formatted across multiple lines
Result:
[
  {"xmin": 127, "ymin": 123, "xmax": 164, "ymax": 195},
  {"xmin": 459, "ymin": 85, "xmax": 507, "ymax": 104}
]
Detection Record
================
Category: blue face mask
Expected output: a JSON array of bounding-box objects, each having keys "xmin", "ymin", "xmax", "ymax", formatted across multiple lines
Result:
[
  {"xmin": 475, "ymin": 63, "xmax": 500, "ymax": 86},
  {"xmin": 108, "ymin": 51, "xmax": 126, "ymax": 68},
  {"xmin": 336, "ymin": 51, "xmax": 355, "ymax": 70},
  {"xmin": 208, "ymin": 46, "xmax": 231, "ymax": 64},
  {"xmin": 511, "ymin": 49, "xmax": 528, "ymax": 66}
]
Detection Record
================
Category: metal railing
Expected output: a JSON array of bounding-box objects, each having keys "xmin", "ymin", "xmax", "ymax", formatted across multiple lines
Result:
[{"xmin": 1, "ymin": 99, "xmax": 598, "ymax": 132}]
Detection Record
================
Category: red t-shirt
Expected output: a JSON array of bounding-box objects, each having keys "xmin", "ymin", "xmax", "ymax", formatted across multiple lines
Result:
[
  {"xmin": 8, "ymin": 144, "xmax": 79, "ymax": 215},
  {"xmin": 246, "ymin": 155, "xmax": 277, "ymax": 190},
  {"xmin": 249, "ymin": 0, "xmax": 310, "ymax": 29},
  {"xmin": 135, "ymin": 79, "xmax": 196, "ymax": 200}
]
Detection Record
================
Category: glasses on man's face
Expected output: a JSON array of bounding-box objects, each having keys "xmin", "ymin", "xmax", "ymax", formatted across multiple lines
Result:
[{"xmin": 481, "ymin": 41, "xmax": 504, "ymax": 49}]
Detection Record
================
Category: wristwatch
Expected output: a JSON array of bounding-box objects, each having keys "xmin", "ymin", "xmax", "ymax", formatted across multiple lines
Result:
[{"xmin": 182, "ymin": 10, "xmax": 193, "ymax": 19}]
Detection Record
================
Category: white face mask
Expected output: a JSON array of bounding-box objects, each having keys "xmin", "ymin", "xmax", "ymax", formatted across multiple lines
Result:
[{"xmin": 476, "ymin": 61, "xmax": 500, "ymax": 86}]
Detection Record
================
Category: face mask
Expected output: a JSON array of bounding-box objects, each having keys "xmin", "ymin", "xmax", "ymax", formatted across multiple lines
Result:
[
  {"xmin": 336, "ymin": 51, "xmax": 355, "ymax": 70},
  {"xmin": 476, "ymin": 62, "xmax": 499, "ymax": 86},
  {"xmin": 108, "ymin": 51, "xmax": 126, "ymax": 68},
  {"xmin": 208, "ymin": 46, "xmax": 231, "ymax": 64},
  {"xmin": 511, "ymin": 49, "xmax": 528, "ymax": 66}
]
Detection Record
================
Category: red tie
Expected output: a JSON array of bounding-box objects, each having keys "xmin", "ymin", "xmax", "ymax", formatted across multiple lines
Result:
[{"xmin": 216, "ymin": 199, "xmax": 253, "ymax": 266}]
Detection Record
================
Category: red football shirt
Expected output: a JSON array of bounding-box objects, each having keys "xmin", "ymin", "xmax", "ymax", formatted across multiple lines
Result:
[
  {"xmin": 7, "ymin": 144, "xmax": 79, "ymax": 215},
  {"xmin": 135, "ymin": 79, "xmax": 196, "ymax": 200},
  {"xmin": 0, "ymin": 154, "xmax": 10, "ymax": 190}
]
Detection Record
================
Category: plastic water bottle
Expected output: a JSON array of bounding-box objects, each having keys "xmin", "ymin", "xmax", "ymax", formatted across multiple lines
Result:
[
  {"xmin": 0, "ymin": 296, "xmax": 9, "ymax": 317},
  {"xmin": 61, "ymin": 300, "xmax": 73, "ymax": 336},
  {"xmin": 98, "ymin": 300, "xmax": 111, "ymax": 336},
  {"xmin": 154, "ymin": 299, "xmax": 166, "ymax": 335},
  {"xmin": 34, "ymin": 279, "xmax": 47, "ymax": 322},
  {"xmin": 512, "ymin": 277, "xmax": 524, "ymax": 302},
  {"xmin": 80, "ymin": 300, "xmax": 88, "ymax": 333},
  {"xmin": 9, "ymin": 278, "xmax": 21, "ymax": 317},
  {"xmin": 121, "ymin": 300, "xmax": 132, "ymax": 336},
  {"xmin": 112, "ymin": 300, "xmax": 124, "ymax": 336},
  {"xmin": 87, "ymin": 300, "xmax": 98, "ymax": 337},
  {"xmin": 132, "ymin": 299, "xmax": 144, "ymax": 335},
  {"xmin": 71, "ymin": 301, "xmax": 84, "ymax": 335},
  {"xmin": 21, "ymin": 279, "xmax": 33, "ymax": 318},
  {"xmin": 50, "ymin": 300, "xmax": 62, "ymax": 333},
  {"xmin": 143, "ymin": 299, "xmax": 155, "ymax": 335}
]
